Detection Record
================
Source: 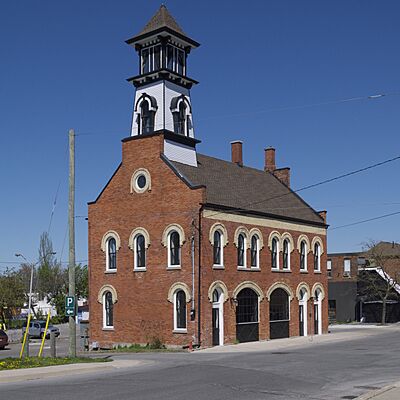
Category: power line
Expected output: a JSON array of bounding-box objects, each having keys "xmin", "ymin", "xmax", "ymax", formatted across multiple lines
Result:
[
  {"xmin": 74, "ymin": 90, "xmax": 400, "ymax": 137},
  {"xmin": 197, "ymin": 91, "xmax": 400, "ymax": 121},
  {"xmin": 205, "ymin": 153, "xmax": 400, "ymax": 220},
  {"xmin": 330, "ymin": 211, "xmax": 400, "ymax": 231}
]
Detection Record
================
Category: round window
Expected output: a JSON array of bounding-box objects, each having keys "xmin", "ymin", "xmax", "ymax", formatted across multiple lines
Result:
[
  {"xmin": 131, "ymin": 168, "xmax": 151, "ymax": 194},
  {"xmin": 136, "ymin": 175, "xmax": 147, "ymax": 189}
]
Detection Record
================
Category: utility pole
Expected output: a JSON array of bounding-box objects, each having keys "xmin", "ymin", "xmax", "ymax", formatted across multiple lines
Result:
[{"xmin": 68, "ymin": 129, "xmax": 76, "ymax": 357}]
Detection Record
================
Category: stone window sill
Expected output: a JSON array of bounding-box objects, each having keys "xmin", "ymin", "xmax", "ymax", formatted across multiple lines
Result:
[
  {"xmin": 173, "ymin": 329, "xmax": 187, "ymax": 334},
  {"xmin": 167, "ymin": 266, "xmax": 181, "ymax": 270},
  {"xmin": 134, "ymin": 268, "xmax": 147, "ymax": 272},
  {"xmin": 102, "ymin": 327, "xmax": 114, "ymax": 331},
  {"xmin": 272, "ymin": 269, "xmax": 291, "ymax": 273},
  {"xmin": 213, "ymin": 265, "xmax": 225, "ymax": 270},
  {"xmin": 300, "ymin": 270, "xmax": 308, "ymax": 274},
  {"xmin": 105, "ymin": 270, "xmax": 117, "ymax": 274},
  {"xmin": 314, "ymin": 270, "xmax": 322, "ymax": 274}
]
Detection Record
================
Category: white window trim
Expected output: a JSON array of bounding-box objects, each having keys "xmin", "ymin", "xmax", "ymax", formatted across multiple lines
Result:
[
  {"xmin": 133, "ymin": 234, "xmax": 147, "ymax": 271},
  {"xmin": 211, "ymin": 230, "xmax": 224, "ymax": 268},
  {"xmin": 173, "ymin": 290, "xmax": 187, "ymax": 332},
  {"xmin": 271, "ymin": 237, "xmax": 280, "ymax": 271},
  {"xmin": 106, "ymin": 237, "xmax": 117, "ymax": 272},
  {"xmin": 282, "ymin": 239, "xmax": 291, "ymax": 271},
  {"xmin": 344, "ymin": 259, "xmax": 351, "ymax": 276},
  {"xmin": 300, "ymin": 241, "xmax": 308, "ymax": 272},
  {"xmin": 237, "ymin": 234, "xmax": 247, "ymax": 269},
  {"xmin": 314, "ymin": 243, "xmax": 321, "ymax": 272},
  {"xmin": 103, "ymin": 292, "xmax": 114, "ymax": 329},
  {"xmin": 314, "ymin": 289, "xmax": 323, "ymax": 335},
  {"xmin": 299, "ymin": 290, "xmax": 308, "ymax": 337},
  {"xmin": 167, "ymin": 230, "xmax": 181, "ymax": 269},
  {"xmin": 212, "ymin": 289, "xmax": 225, "ymax": 346},
  {"xmin": 250, "ymin": 235, "xmax": 260, "ymax": 269}
]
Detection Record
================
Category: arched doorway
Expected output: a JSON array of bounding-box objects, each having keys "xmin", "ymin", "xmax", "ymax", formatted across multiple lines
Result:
[
  {"xmin": 236, "ymin": 288, "xmax": 259, "ymax": 343},
  {"xmin": 299, "ymin": 288, "xmax": 308, "ymax": 337},
  {"xmin": 212, "ymin": 288, "xmax": 224, "ymax": 346},
  {"xmin": 269, "ymin": 288, "xmax": 290, "ymax": 339},
  {"xmin": 314, "ymin": 289, "xmax": 322, "ymax": 335}
]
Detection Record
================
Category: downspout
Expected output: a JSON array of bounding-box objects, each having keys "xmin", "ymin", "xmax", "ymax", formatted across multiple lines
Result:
[
  {"xmin": 197, "ymin": 205, "xmax": 203, "ymax": 347},
  {"xmin": 191, "ymin": 232, "xmax": 195, "ymax": 323}
]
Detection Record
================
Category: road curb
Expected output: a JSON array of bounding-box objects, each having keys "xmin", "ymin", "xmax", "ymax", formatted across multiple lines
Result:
[
  {"xmin": 0, "ymin": 359, "xmax": 144, "ymax": 384},
  {"xmin": 357, "ymin": 384, "xmax": 400, "ymax": 399}
]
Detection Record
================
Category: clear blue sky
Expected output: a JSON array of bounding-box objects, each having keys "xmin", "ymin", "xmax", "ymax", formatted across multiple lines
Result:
[{"xmin": 1, "ymin": 0, "xmax": 399, "ymax": 268}]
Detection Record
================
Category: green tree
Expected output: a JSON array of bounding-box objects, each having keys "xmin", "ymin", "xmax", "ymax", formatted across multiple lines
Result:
[
  {"xmin": 0, "ymin": 268, "xmax": 25, "ymax": 322},
  {"xmin": 75, "ymin": 264, "xmax": 88, "ymax": 299},
  {"xmin": 36, "ymin": 232, "xmax": 67, "ymax": 315}
]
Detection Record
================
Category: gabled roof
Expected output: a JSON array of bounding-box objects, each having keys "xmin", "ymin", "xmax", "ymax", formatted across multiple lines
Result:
[
  {"xmin": 138, "ymin": 5, "xmax": 186, "ymax": 37},
  {"xmin": 170, "ymin": 154, "xmax": 326, "ymax": 226}
]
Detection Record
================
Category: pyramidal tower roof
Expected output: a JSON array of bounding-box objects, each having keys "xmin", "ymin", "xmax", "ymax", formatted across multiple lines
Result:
[
  {"xmin": 138, "ymin": 4, "xmax": 186, "ymax": 36},
  {"xmin": 126, "ymin": 5, "xmax": 199, "ymax": 48}
]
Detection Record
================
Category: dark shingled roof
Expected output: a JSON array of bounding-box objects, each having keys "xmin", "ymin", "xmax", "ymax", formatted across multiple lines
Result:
[
  {"xmin": 137, "ymin": 5, "xmax": 186, "ymax": 37},
  {"xmin": 170, "ymin": 154, "xmax": 325, "ymax": 226}
]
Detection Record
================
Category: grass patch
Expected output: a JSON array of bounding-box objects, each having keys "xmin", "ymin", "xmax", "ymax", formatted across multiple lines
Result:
[
  {"xmin": 108, "ymin": 343, "xmax": 183, "ymax": 353},
  {"xmin": 0, "ymin": 357, "xmax": 110, "ymax": 371}
]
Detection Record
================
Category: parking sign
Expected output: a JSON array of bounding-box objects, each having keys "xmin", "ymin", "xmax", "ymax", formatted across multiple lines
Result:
[{"xmin": 65, "ymin": 296, "xmax": 76, "ymax": 316}]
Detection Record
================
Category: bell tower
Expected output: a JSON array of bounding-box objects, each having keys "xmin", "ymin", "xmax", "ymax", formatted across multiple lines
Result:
[{"xmin": 126, "ymin": 5, "xmax": 200, "ymax": 166}]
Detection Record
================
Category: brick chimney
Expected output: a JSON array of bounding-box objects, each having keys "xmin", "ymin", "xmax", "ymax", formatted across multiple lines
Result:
[
  {"xmin": 274, "ymin": 167, "xmax": 291, "ymax": 187},
  {"xmin": 318, "ymin": 210, "xmax": 327, "ymax": 224},
  {"xmin": 264, "ymin": 147, "xmax": 276, "ymax": 172},
  {"xmin": 231, "ymin": 141, "xmax": 243, "ymax": 166}
]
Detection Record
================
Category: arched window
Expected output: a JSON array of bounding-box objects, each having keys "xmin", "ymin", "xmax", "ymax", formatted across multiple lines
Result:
[
  {"xmin": 140, "ymin": 101, "xmax": 154, "ymax": 135},
  {"xmin": 103, "ymin": 291, "xmax": 114, "ymax": 328},
  {"xmin": 213, "ymin": 230, "xmax": 222, "ymax": 266},
  {"xmin": 174, "ymin": 290, "xmax": 186, "ymax": 330},
  {"xmin": 174, "ymin": 101, "xmax": 187, "ymax": 135},
  {"xmin": 107, "ymin": 238, "xmax": 117, "ymax": 271},
  {"xmin": 300, "ymin": 240, "xmax": 307, "ymax": 271},
  {"xmin": 237, "ymin": 233, "xmax": 245, "ymax": 267},
  {"xmin": 169, "ymin": 231, "xmax": 181, "ymax": 267},
  {"xmin": 250, "ymin": 235, "xmax": 259, "ymax": 268},
  {"xmin": 271, "ymin": 237, "xmax": 279, "ymax": 269},
  {"xmin": 212, "ymin": 288, "xmax": 220, "ymax": 303},
  {"xmin": 135, "ymin": 234, "xmax": 146, "ymax": 270},
  {"xmin": 283, "ymin": 239, "xmax": 290, "ymax": 270},
  {"xmin": 314, "ymin": 243, "xmax": 321, "ymax": 272}
]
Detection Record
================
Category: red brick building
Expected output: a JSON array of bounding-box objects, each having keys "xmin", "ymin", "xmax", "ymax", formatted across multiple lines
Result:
[{"xmin": 88, "ymin": 6, "xmax": 328, "ymax": 348}]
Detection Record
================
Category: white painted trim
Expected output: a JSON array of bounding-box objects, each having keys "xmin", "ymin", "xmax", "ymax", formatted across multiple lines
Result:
[
  {"xmin": 100, "ymin": 230, "xmax": 121, "ymax": 252},
  {"xmin": 209, "ymin": 223, "xmax": 229, "ymax": 247},
  {"xmin": 173, "ymin": 290, "xmax": 188, "ymax": 331},
  {"xmin": 167, "ymin": 282, "xmax": 191, "ymax": 303},
  {"xmin": 203, "ymin": 210, "xmax": 327, "ymax": 236},
  {"xmin": 131, "ymin": 168, "xmax": 152, "ymax": 194}
]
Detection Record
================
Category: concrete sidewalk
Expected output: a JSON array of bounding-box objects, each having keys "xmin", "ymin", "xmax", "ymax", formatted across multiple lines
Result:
[
  {"xmin": 358, "ymin": 382, "xmax": 400, "ymax": 399},
  {"xmin": 198, "ymin": 324, "xmax": 400, "ymax": 354},
  {"xmin": 0, "ymin": 359, "xmax": 147, "ymax": 384}
]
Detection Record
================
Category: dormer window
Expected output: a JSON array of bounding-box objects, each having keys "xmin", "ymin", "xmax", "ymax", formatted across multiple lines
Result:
[
  {"xmin": 141, "ymin": 45, "xmax": 161, "ymax": 74},
  {"xmin": 166, "ymin": 44, "xmax": 185, "ymax": 75}
]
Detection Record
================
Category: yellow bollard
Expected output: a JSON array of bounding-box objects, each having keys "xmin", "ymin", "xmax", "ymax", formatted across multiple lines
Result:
[
  {"xmin": 20, "ymin": 313, "xmax": 32, "ymax": 359},
  {"xmin": 38, "ymin": 313, "xmax": 51, "ymax": 357}
]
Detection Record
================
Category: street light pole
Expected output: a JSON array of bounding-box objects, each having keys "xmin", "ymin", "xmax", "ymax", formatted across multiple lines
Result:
[{"xmin": 15, "ymin": 254, "xmax": 34, "ymax": 317}]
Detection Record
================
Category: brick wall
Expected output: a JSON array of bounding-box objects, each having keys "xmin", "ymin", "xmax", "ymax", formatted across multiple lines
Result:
[{"xmin": 88, "ymin": 133, "xmax": 328, "ymax": 348}]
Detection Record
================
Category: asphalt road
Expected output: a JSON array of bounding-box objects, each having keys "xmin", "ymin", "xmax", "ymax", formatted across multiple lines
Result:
[{"xmin": 2, "ymin": 325, "xmax": 400, "ymax": 399}]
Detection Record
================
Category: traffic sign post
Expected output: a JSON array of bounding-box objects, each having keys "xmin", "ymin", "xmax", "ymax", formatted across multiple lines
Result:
[{"xmin": 65, "ymin": 296, "xmax": 75, "ymax": 317}]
